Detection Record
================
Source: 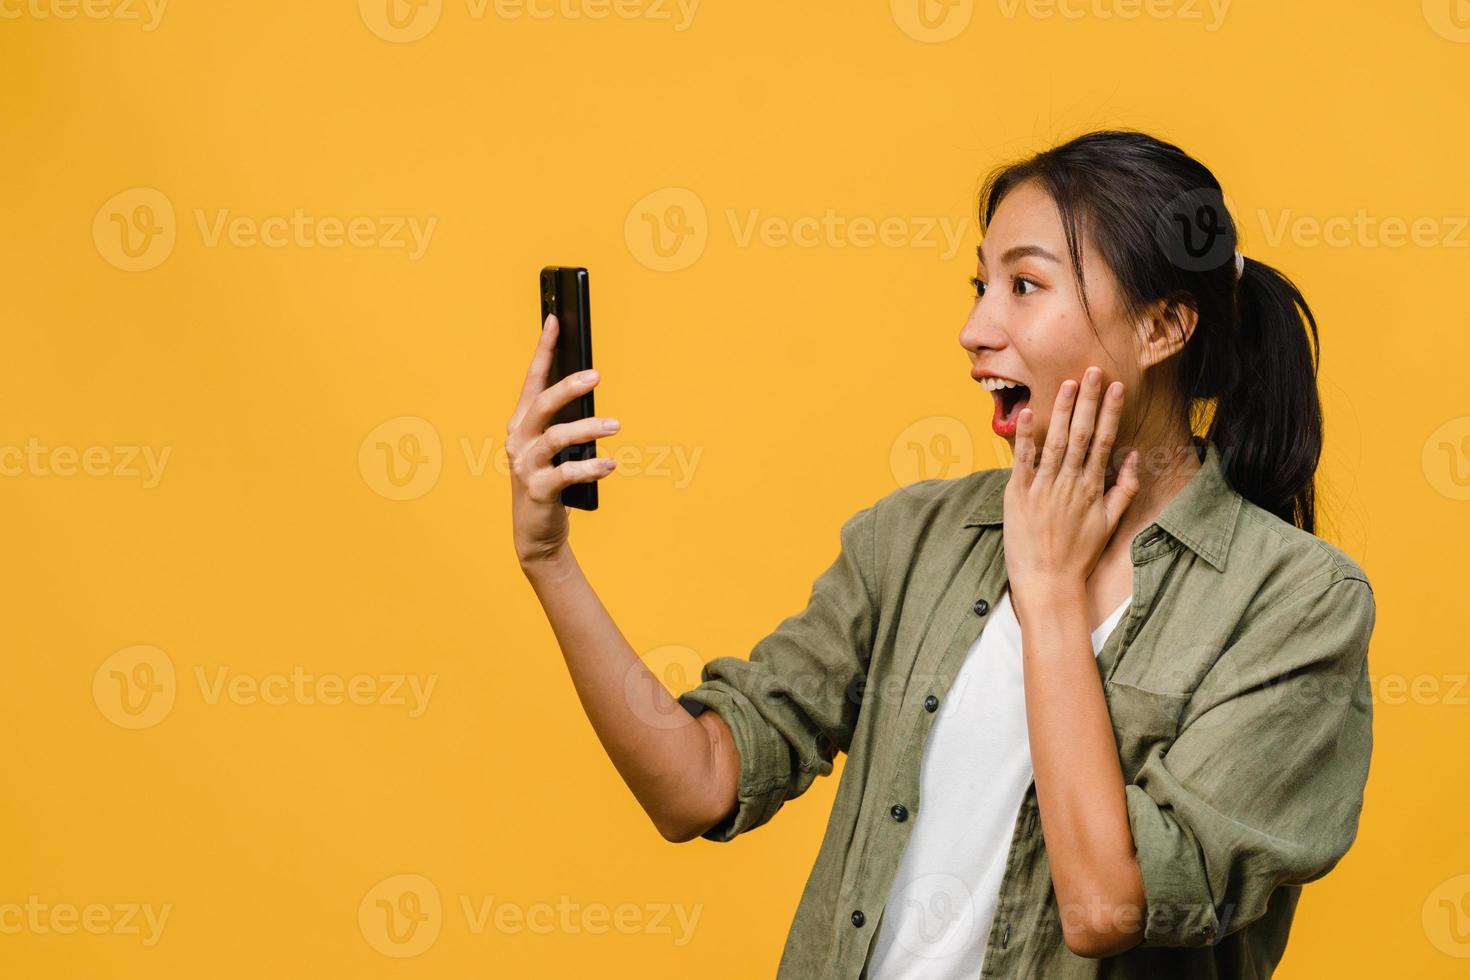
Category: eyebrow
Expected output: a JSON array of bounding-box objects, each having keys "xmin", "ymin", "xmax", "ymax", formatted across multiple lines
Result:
[{"xmin": 975, "ymin": 243, "xmax": 1063, "ymax": 266}]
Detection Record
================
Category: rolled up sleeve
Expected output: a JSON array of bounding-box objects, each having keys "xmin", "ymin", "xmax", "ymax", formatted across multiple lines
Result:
[
  {"xmin": 1125, "ymin": 571, "xmax": 1376, "ymax": 946},
  {"xmin": 676, "ymin": 503, "xmax": 880, "ymax": 842}
]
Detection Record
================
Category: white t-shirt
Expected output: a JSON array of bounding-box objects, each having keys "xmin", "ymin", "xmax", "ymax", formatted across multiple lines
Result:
[{"xmin": 864, "ymin": 587, "xmax": 1132, "ymax": 979}]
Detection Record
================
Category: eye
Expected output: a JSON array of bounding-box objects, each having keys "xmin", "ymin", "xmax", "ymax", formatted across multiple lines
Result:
[
  {"xmin": 1013, "ymin": 276, "xmax": 1039, "ymax": 296},
  {"xmin": 969, "ymin": 275, "xmax": 986, "ymax": 298}
]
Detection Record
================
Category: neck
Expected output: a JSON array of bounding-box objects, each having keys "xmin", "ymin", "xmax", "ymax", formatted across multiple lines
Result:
[{"xmin": 1102, "ymin": 430, "xmax": 1203, "ymax": 549}]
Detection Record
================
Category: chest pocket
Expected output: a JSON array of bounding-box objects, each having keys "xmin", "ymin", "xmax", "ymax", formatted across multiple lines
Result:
[{"xmin": 1104, "ymin": 681, "xmax": 1193, "ymax": 782}]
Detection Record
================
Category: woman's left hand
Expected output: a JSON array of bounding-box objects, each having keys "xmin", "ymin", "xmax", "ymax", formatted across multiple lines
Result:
[{"xmin": 1003, "ymin": 365, "xmax": 1140, "ymax": 615}]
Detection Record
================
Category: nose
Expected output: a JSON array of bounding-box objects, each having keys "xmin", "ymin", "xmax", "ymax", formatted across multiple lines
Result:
[{"xmin": 959, "ymin": 292, "xmax": 1007, "ymax": 359}]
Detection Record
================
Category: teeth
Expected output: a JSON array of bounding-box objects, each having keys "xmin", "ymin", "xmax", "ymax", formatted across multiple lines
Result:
[{"xmin": 979, "ymin": 377, "xmax": 1026, "ymax": 392}]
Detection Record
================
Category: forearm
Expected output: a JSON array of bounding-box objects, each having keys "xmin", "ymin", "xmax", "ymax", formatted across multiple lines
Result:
[
  {"xmin": 1017, "ymin": 583, "xmax": 1146, "ymax": 957},
  {"xmin": 521, "ymin": 546, "xmax": 737, "ymax": 842}
]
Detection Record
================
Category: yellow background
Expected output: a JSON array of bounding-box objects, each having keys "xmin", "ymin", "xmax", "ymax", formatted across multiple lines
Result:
[{"xmin": 3, "ymin": 0, "xmax": 1469, "ymax": 976}]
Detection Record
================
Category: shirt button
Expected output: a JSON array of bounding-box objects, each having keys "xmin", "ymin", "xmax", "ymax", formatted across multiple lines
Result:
[
  {"xmin": 851, "ymin": 910, "xmax": 866, "ymax": 927},
  {"xmin": 924, "ymin": 694, "xmax": 939, "ymax": 712},
  {"xmin": 890, "ymin": 803, "xmax": 908, "ymax": 822},
  {"xmin": 973, "ymin": 597, "xmax": 990, "ymax": 616}
]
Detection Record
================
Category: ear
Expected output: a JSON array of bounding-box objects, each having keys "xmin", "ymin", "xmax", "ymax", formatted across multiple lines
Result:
[{"xmin": 1136, "ymin": 294, "xmax": 1198, "ymax": 370}]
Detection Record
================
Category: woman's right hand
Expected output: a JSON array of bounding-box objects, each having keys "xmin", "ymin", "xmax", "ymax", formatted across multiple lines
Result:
[{"xmin": 507, "ymin": 313, "xmax": 619, "ymax": 567}]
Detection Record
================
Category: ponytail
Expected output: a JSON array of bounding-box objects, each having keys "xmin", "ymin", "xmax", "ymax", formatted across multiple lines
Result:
[{"xmin": 1207, "ymin": 257, "xmax": 1323, "ymax": 532}]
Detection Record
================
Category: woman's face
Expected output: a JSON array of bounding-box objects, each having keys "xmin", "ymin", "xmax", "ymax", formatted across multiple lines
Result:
[{"xmin": 960, "ymin": 179, "xmax": 1147, "ymax": 454}]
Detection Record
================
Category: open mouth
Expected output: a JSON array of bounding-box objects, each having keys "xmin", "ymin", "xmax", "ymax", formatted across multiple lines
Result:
[{"xmin": 979, "ymin": 377, "xmax": 1031, "ymax": 435}]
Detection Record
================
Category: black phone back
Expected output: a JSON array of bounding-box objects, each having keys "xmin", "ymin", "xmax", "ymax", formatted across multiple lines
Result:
[{"xmin": 539, "ymin": 266, "xmax": 597, "ymax": 511}]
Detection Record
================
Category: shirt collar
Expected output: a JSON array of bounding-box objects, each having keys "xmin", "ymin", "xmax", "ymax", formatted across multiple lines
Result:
[{"xmin": 961, "ymin": 436, "xmax": 1243, "ymax": 572}]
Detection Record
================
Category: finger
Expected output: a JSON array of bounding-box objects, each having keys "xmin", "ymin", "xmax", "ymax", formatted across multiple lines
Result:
[
  {"xmin": 1084, "ymin": 380, "xmax": 1125, "ymax": 482},
  {"xmin": 1012, "ymin": 406, "xmax": 1037, "ymax": 486},
  {"xmin": 509, "ymin": 314, "xmax": 560, "ymax": 434},
  {"xmin": 1034, "ymin": 378, "xmax": 1078, "ymax": 482},
  {"xmin": 1102, "ymin": 449, "xmax": 1142, "ymax": 529},
  {"xmin": 525, "ymin": 368, "xmax": 600, "ymax": 439},
  {"xmin": 532, "ymin": 454, "xmax": 617, "ymax": 501},
  {"xmin": 1062, "ymin": 367, "xmax": 1103, "ymax": 477},
  {"xmin": 542, "ymin": 415, "xmax": 621, "ymax": 462}
]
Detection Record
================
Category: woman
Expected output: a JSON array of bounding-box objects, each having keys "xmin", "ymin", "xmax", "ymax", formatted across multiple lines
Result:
[{"xmin": 508, "ymin": 130, "xmax": 1376, "ymax": 978}]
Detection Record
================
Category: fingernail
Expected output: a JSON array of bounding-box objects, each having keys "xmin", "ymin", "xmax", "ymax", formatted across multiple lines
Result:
[
  {"xmin": 603, "ymin": 418, "xmax": 620, "ymax": 432},
  {"xmin": 584, "ymin": 370, "xmax": 599, "ymax": 383}
]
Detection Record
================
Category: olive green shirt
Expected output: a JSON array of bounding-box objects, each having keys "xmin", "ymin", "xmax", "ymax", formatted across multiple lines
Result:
[{"xmin": 676, "ymin": 437, "xmax": 1376, "ymax": 978}]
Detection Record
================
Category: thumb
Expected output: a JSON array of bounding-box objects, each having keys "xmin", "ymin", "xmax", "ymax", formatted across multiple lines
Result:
[{"xmin": 1103, "ymin": 450, "xmax": 1141, "ymax": 529}]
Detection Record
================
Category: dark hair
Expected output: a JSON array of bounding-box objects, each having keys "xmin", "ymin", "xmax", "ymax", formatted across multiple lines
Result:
[{"xmin": 977, "ymin": 130, "xmax": 1323, "ymax": 533}]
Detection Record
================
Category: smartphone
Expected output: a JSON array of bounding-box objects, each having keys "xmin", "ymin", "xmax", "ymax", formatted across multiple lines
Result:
[{"xmin": 539, "ymin": 266, "xmax": 598, "ymax": 511}]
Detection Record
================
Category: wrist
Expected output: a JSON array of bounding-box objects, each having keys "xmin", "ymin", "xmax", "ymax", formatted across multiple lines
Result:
[
  {"xmin": 520, "ymin": 545, "xmax": 577, "ymax": 583},
  {"xmin": 1013, "ymin": 573, "xmax": 1088, "ymax": 605},
  {"xmin": 1011, "ymin": 574, "xmax": 1088, "ymax": 624}
]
